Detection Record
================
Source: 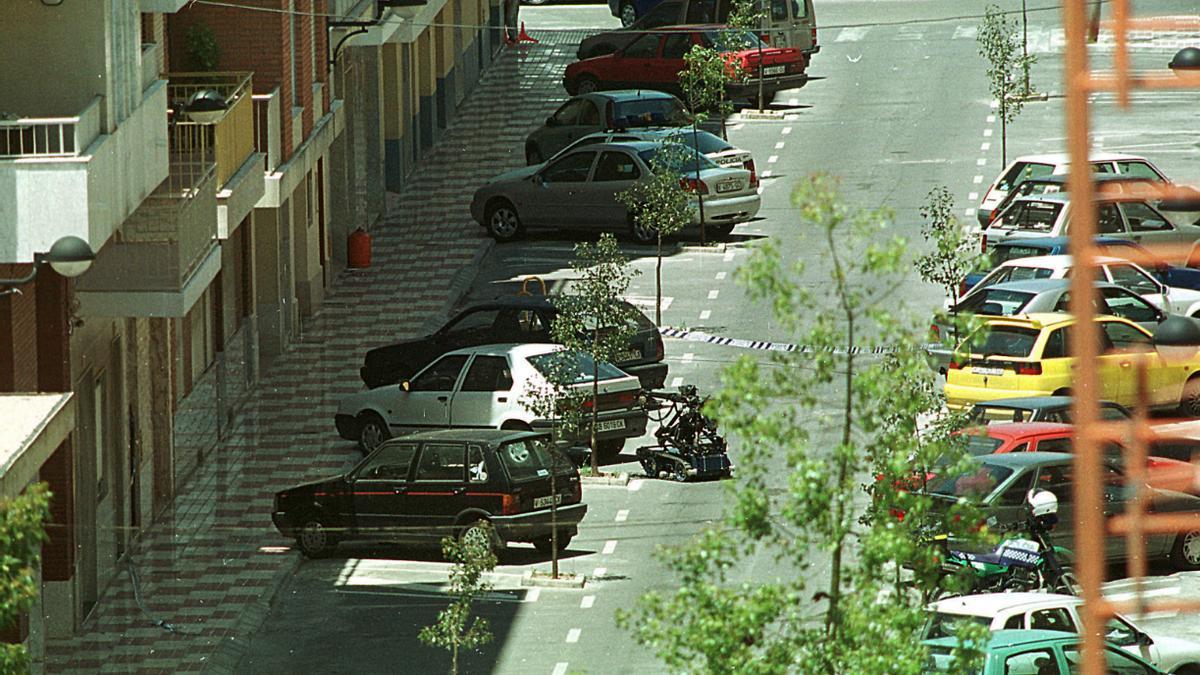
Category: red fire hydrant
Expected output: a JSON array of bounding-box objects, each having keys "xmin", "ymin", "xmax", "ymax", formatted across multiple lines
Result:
[{"xmin": 348, "ymin": 227, "xmax": 371, "ymax": 269}]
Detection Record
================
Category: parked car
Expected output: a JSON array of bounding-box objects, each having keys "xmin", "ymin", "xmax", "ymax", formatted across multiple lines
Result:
[
  {"xmin": 981, "ymin": 193, "xmax": 1200, "ymax": 263},
  {"xmin": 926, "ymin": 452, "xmax": 1200, "ymax": 569},
  {"xmin": 605, "ymin": 0, "xmax": 819, "ymax": 56},
  {"xmin": 272, "ymin": 429, "xmax": 587, "ymax": 558},
  {"xmin": 541, "ymin": 127, "xmax": 755, "ymax": 176},
  {"xmin": 943, "ymin": 313, "xmax": 1200, "ymax": 415},
  {"xmin": 980, "ymin": 172, "xmax": 1200, "ymax": 228},
  {"xmin": 976, "ymin": 151, "xmax": 1174, "ymax": 225},
  {"xmin": 525, "ymin": 90, "xmax": 693, "ymax": 165},
  {"xmin": 965, "ymin": 396, "xmax": 1130, "ymax": 425},
  {"xmin": 337, "ymin": 343, "xmax": 649, "ymax": 458},
  {"xmin": 964, "ymin": 255, "xmax": 1200, "ymax": 318},
  {"xmin": 564, "ymin": 26, "xmax": 809, "ymax": 101},
  {"xmin": 359, "ymin": 296, "xmax": 668, "ymax": 391},
  {"xmin": 927, "ymin": 278, "xmax": 1167, "ymax": 374},
  {"xmin": 471, "ymin": 140, "xmax": 759, "ymax": 242},
  {"xmin": 962, "ymin": 236, "xmax": 1200, "ymax": 293}
]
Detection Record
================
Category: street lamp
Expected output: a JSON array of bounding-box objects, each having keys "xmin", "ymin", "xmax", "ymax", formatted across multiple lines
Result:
[
  {"xmin": 0, "ymin": 236, "xmax": 96, "ymax": 289},
  {"xmin": 1169, "ymin": 47, "xmax": 1200, "ymax": 73}
]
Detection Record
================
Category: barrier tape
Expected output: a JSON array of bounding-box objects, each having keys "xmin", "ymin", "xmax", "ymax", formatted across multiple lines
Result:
[{"xmin": 657, "ymin": 326, "xmax": 898, "ymax": 355}]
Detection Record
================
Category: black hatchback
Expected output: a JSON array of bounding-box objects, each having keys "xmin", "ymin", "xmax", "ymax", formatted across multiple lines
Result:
[{"xmin": 272, "ymin": 429, "xmax": 587, "ymax": 558}]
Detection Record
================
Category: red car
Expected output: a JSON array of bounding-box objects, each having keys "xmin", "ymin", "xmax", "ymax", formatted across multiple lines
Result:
[{"xmin": 563, "ymin": 26, "xmax": 808, "ymax": 101}]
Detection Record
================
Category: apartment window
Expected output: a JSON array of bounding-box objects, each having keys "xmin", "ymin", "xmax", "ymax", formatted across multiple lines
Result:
[{"xmin": 94, "ymin": 373, "xmax": 107, "ymax": 499}]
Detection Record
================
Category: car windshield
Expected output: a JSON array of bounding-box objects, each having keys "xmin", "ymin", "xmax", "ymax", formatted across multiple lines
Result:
[
  {"xmin": 611, "ymin": 99, "xmax": 690, "ymax": 128},
  {"xmin": 998, "ymin": 200, "xmax": 1064, "ymax": 231},
  {"xmin": 965, "ymin": 435, "xmax": 1006, "ymax": 456},
  {"xmin": 528, "ymin": 350, "xmax": 627, "ymax": 384},
  {"xmin": 923, "ymin": 613, "xmax": 994, "ymax": 640},
  {"xmin": 962, "ymin": 326, "xmax": 1041, "ymax": 358},
  {"xmin": 498, "ymin": 438, "xmax": 572, "ymax": 482},
  {"xmin": 639, "ymin": 147, "xmax": 719, "ymax": 173},
  {"xmin": 955, "ymin": 289, "xmax": 1036, "ymax": 316},
  {"xmin": 702, "ymin": 29, "xmax": 764, "ymax": 51},
  {"xmin": 928, "ymin": 463, "xmax": 1014, "ymax": 500}
]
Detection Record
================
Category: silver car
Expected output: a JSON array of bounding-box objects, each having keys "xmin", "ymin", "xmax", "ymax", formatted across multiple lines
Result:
[
  {"xmin": 541, "ymin": 127, "xmax": 755, "ymax": 174},
  {"xmin": 470, "ymin": 140, "xmax": 760, "ymax": 243},
  {"xmin": 926, "ymin": 278, "xmax": 1167, "ymax": 374}
]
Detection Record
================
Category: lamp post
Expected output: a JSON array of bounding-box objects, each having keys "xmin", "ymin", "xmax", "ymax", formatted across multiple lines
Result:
[
  {"xmin": 0, "ymin": 236, "xmax": 96, "ymax": 289},
  {"xmin": 1169, "ymin": 47, "xmax": 1200, "ymax": 73}
]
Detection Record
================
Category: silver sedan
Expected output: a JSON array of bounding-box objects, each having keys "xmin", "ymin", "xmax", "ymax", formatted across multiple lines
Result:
[{"xmin": 470, "ymin": 140, "xmax": 760, "ymax": 243}]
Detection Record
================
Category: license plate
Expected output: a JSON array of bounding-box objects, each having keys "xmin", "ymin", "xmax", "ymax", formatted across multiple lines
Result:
[
  {"xmin": 534, "ymin": 494, "xmax": 563, "ymax": 509},
  {"xmin": 763, "ymin": 65, "xmax": 786, "ymax": 76},
  {"xmin": 717, "ymin": 180, "xmax": 741, "ymax": 193},
  {"xmin": 973, "ymin": 366, "xmax": 1005, "ymax": 376},
  {"xmin": 617, "ymin": 349, "xmax": 641, "ymax": 362},
  {"xmin": 595, "ymin": 419, "xmax": 626, "ymax": 432}
]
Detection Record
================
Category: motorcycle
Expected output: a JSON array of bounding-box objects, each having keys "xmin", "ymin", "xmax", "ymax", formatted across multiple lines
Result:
[
  {"xmin": 934, "ymin": 489, "xmax": 1078, "ymax": 597},
  {"xmin": 636, "ymin": 385, "xmax": 733, "ymax": 482}
]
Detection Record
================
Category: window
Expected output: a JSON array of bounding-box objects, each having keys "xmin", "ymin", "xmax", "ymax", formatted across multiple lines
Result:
[
  {"xmin": 994, "ymin": 244, "xmax": 1053, "ymax": 266},
  {"xmin": 1042, "ymin": 327, "xmax": 1068, "ymax": 359},
  {"xmin": 922, "ymin": 613, "xmax": 993, "ymax": 640},
  {"xmin": 639, "ymin": 1, "xmax": 682, "ymax": 28},
  {"xmin": 1123, "ymin": 202, "xmax": 1172, "ymax": 232},
  {"xmin": 964, "ymin": 326, "xmax": 1041, "ymax": 358},
  {"xmin": 578, "ymin": 100, "xmax": 601, "ymax": 126},
  {"xmin": 1117, "ymin": 160, "xmax": 1165, "ymax": 181},
  {"xmin": 1004, "ymin": 649, "xmax": 1061, "ymax": 675},
  {"xmin": 1037, "ymin": 464, "xmax": 1074, "ymax": 503},
  {"xmin": 1103, "ymin": 321, "xmax": 1152, "ymax": 351},
  {"xmin": 639, "ymin": 147, "xmax": 719, "ymax": 173},
  {"xmin": 1004, "ymin": 614, "xmax": 1025, "ymax": 630},
  {"xmin": 513, "ymin": 309, "xmax": 546, "ymax": 334},
  {"xmin": 415, "ymin": 443, "xmax": 466, "ymax": 481},
  {"xmin": 1029, "ymin": 608, "xmax": 1077, "ymax": 633},
  {"xmin": 1037, "ymin": 437, "xmax": 1072, "ymax": 454},
  {"xmin": 1103, "ymin": 617, "xmax": 1140, "ymax": 647},
  {"xmin": 927, "ymin": 464, "xmax": 1013, "ymax": 499},
  {"xmin": 542, "ymin": 152, "xmax": 596, "ymax": 183},
  {"xmin": 1107, "ymin": 265, "xmax": 1161, "ymax": 295},
  {"xmin": 551, "ymin": 99, "xmax": 590, "ymax": 126},
  {"xmin": 460, "ymin": 356, "xmax": 514, "ymax": 392},
  {"xmin": 612, "ymin": 98, "xmax": 691, "ymax": 127},
  {"xmin": 997, "ymin": 162, "xmax": 1055, "ymax": 193},
  {"xmin": 528, "ymin": 350, "xmax": 626, "ymax": 384},
  {"xmin": 1093, "ymin": 162, "xmax": 1117, "ymax": 174},
  {"xmin": 965, "ymin": 435, "xmax": 1005, "ymax": 456},
  {"xmin": 468, "ymin": 445, "xmax": 489, "ymax": 483},
  {"xmin": 769, "ymin": 0, "xmax": 790, "ymax": 21},
  {"xmin": 662, "ymin": 33, "xmax": 693, "ymax": 59},
  {"xmin": 1064, "ymin": 646, "xmax": 1154, "ymax": 674},
  {"xmin": 410, "ymin": 355, "xmax": 469, "ymax": 392},
  {"xmin": 593, "ymin": 151, "xmax": 642, "ymax": 182},
  {"xmin": 357, "ymin": 443, "xmax": 418, "ymax": 480},
  {"xmin": 498, "ymin": 438, "xmax": 567, "ymax": 481},
  {"xmin": 685, "ymin": 0, "xmax": 716, "ymax": 23},
  {"xmin": 996, "ymin": 471, "xmax": 1036, "ymax": 506},
  {"xmin": 444, "ymin": 309, "xmax": 501, "ymax": 338},
  {"xmin": 623, "ymin": 33, "xmax": 661, "ymax": 58},
  {"xmin": 957, "ymin": 289, "xmax": 1035, "ymax": 316},
  {"xmin": 1100, "ymin": 289, "xmax": 1161, "ymax": 324},
  {"xmin": 1096, "ymin": 203, "xmax": 1125, "ymax": 234}
]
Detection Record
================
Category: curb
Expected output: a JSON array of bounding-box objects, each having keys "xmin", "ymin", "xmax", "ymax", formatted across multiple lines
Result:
[
  {"xmin": 734, "ymin": 109, "xmax": 787, "ymax": 120},
  {"xmin": 581, "ymin": 471, "xmax": 630, "ymax": 486},
  {"xmin": 422, "ymin": 238, "xmax": 496, "ymax": 333},
  {"xmin": 201, "ymin": 551, "xmax": 303, "ymax": 674},
  {"xmin": 678, "ymin": 242, "xmax": 727, "ymax": 253},
  {"xmin": 521, "ymin": 570, "xmax": 587, "ymax": 589}
]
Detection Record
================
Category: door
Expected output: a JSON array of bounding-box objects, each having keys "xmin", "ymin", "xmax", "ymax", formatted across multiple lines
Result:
[
  {"xmin": 390, "ymin": 354, "xmax": 469, "ymax": 431},
  {"xmin": 543, "ymin": 99, "xmax": 598, "ymax": 156},
  {"xmin": 616, "ymin": 32, "xmax": 665, "ymax": 88},
  {"xmin": 1100, "ymin": 319, "xmax": 1174, "ymax": 407},
  {"xmin": 584, "ymin": 150, "xmax": 644, "ymax": 228},
  {"xmin": 407, "ymin": 442, "xmax": 470, "ymax": 540},
  {"xmin": 450, "ymin": 356, "xmax": 515, "ymax": 428},
  {"xmin": 525, "ymin": 151, "xmax": 598, "ymax": 228},
  {"xmin": 351, "ymin": 441, "xmax": 419, "ymax": 536},
  {"xmin": 989, "ymin": 469, "xmax": 1037, "ymax": 536},
  {"xmin": 1032, "ymin": 463, "xmax": 1077, "ymax": 552},
  {"xmin": 656, "ymin": 32, "xmax": 693, "ymax": 85},
  {"xmin": 1120, "ymin": 201, "xmax": 1178, "ymax": 248}
]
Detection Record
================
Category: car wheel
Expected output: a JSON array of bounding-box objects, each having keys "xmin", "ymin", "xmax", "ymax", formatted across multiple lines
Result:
[
  {"xmin": 1169, "ymin": 529, "xmax": 1200, "ymax": 570},
  {"xmin": 357, "ymin": 413, "xmax": 389, "ymax": 454},
  {"xmin": 1173, "ymin": 665, "xmax": 1200, "ymax": 675},
  {"xmin": 1181, "ymin": 378, "xmax": 1200, "ymax": 418},
  {"xmin": 630, "ymin": 216, "xmax": 656, "ymax": 244},
  {"xmin": 525, "ymin": 145, "xmax": 543, "ymax": 165},
  {"xmin": 459, "ymin": 519, "xmax": 500, "ymax": 558},
  {"xmin": 297, "ymin": 517, "xmax": 337, "ymax": 558},
  {"xmin": 574, "ymin": 75, "xmax": 599, "ymax": 95},
  {"xmin": 619, "ymin": 1, "xmax": 636, "ymax": 27},
  {"xmin": 708, "ymin": 222, "xmax": 736, "ymax": 239},
  {"xmin": 485, "ymin": 200, "xmax": 524, "ymax": 242},
  {"xmin": 596, "ymin": 438, "xmax": 625, "ymax": 460},
  {"xmin": 532, "ymin": 534, "xmax": 572, "ymax": 554}
]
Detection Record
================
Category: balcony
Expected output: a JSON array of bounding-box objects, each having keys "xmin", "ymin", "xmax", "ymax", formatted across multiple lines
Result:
[
  {"xmin": 167, "ymin": 72, "xmax": 264, "ymax": 238},
  {"xmin": 0, "ymin": 83, "xmax": 169, "ymax": 264}
]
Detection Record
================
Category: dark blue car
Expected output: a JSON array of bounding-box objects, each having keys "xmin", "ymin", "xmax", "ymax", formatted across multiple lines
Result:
[{"xmin": 963, "ymin": 236, "xmax": 1200, "ymax": 293}]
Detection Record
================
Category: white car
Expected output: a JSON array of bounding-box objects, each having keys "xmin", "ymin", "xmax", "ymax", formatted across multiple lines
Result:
[
  {"xmin": 965, "ymin": 254, "xmax": 1200, "ymax": 318},
  {"xmin": 335, "ymin": 343, "xmax": 648, "ymax": 457},
  {"xmin": 543, "ymin": 128, "xmax": 755, "ymax": 176},
  {"xmin": 977, "ymin": 151, "xmax": 1173, "ymax": 226},
  {"xmin": 925, "ymin": 592, "xmax": 1200, "ymax": 674}
]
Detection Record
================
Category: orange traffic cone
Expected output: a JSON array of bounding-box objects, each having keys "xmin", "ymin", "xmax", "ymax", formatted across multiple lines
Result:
[{"xmin": 517, "ymin": 21, "xmax": 539, "ymax": 44}]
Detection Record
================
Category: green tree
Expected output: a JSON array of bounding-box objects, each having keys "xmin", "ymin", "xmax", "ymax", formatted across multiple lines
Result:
[
  {"xmin": 915, "ymin": 186, "xmax": 988, "ymax": 346},
  {"xmin": 1, "ymin": 483, "xmax": 51, "ymax": 673},
  {"xmin": 419, "ymin": 524, "xmax": 498, "ymax": 675},
  {"xmin": 551, "ymin": 234, "xmax": 641, "ymax": 475},
  {"xmin": 617, "ymin": 134, "xmax": 693, "ymax": 325},
  {"xmin": 978, "ymin": 4, "xmax": 1036, "ymax": 166},
  {"xmin": 618, "ymin": 175, "xmax": 989, "ymax": 673}
]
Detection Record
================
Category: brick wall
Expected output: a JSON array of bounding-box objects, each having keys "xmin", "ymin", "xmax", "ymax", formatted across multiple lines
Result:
[{"xmin": 0, "ymin": 266, "xmax": 41, "ymax": 392}]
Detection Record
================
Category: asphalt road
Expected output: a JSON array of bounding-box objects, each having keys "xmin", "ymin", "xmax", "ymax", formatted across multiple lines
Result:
[{"xmin": 239, "ymin": 1, "xmax": 1200, "ymax": 672}]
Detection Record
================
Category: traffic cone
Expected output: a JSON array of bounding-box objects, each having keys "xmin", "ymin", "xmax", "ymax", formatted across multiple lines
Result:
[{"xmin": 517, "ymin": 21, "xmax": 539, "ymax": 44}]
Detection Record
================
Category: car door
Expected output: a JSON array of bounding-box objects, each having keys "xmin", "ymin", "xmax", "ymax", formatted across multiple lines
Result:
[
  {"xmin": 1032, "ymin": 463, "xmax": 1077, "ymax": 551},
  {"xmin": 988, "ymin": 469, "xmax": 1038, "ymax": 536},
  {"xmin": 1103, "ymin": 319, "xmax": 1175, "ymax": 407},
  {"xmin": 655, "ymin": 32, "xmax": 693, "ymax": 85},
  {"xmin": 450, "ymin": 355, "xmax": 515, "ymax": 429},
  {"xmin": 525, "ymin": 151, "xmax": 599, "ymax": 228},
  {"xmin": 391, "ymin": 354, "xmax": 469, "ymax": 432},
  {"xmin": 1098, "ymin": 319, "xmax": 1157, "ymax": 405},
  {"xmin": 406, "ymin": 442, "xmax": 469, "ymax": 541},
  {"xmin": 616, "ymin": 32, "xmax": 666, "ymax": 89},
  {"xmin": 1120, "ymin": 201, "xmax": 1179, "ymax": 248},
  {"xmin": 585, "ymin": 149, "xmax": 644, "ymax": 228},
  {"xmin": 542, "ymin": 99, "xmax": 595, "ymax": 156},
  {"xmin": 350, "ymin": 441, "xmax": 419, "ymax": 537}
]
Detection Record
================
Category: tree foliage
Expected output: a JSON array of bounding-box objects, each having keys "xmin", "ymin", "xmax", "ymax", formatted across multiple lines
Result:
[
  {"xmin": 1, "ymin": 483, "xmax": 51, "ymax": 673},
  {"xmin": 978, "ymin": 4, "xmax": 1036, "ymax": 165},
  {"xmin": 419, "ymin": 525, "xmax": 498, "ymax": 675},
  {"xmin": 915, "ymin": 186, "xmax": 986, "ymax": 303},
  {"xmin": 619, "ymin": 175, "xmax": 989, "ymax": 673}
]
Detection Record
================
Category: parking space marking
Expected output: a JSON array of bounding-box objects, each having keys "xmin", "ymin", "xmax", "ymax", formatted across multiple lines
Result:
[
  {"xmin": 781, "ymin": 126, "xmax": 792, "ymax": 135},
  {"xmin": 581, "ymin": 595, "xmax": 596, "ymax": 609},
  {"xmin": 525, "ymin": 588, "xmax": 541, "ymax": 603},
  {"xmin": 981, "ymin": 142, "xmax": 991, "ymax": 151},
  {"xmin": 767, "ymin": 155, "xmax": 778, "ymax": 163},
  {"xmin": 552, "ymin": 663, "xmax": 569, "ymax": 675},
  {"xmin": 715, "ymin": 271, "xmax": 726, "ymax": 280},
  {"xmin": 681, "ymin": 353, "xmax": 695, "ymax": 363},
  {"xmin": 965, "ymin": 208, "xmax": 976, "ymax": 217},
  {"xmin": 990, "ymin": 99, "xmax": 999, "ymax": 109},
  {"xmin": 761, "ymin": 170, "xmax": 773, "ymax": 178},
  {"xmin": 984, "ymin": 128, "xmax": 993, "ymax": 137},
  {"xmin": 774, "ymin": 141, "xmax": 785, "ymax": 149},
  {"xmin": 708, "ymin": 290, "xmax": 719, "ymax": 299},
  {"xmin": 566, "ymin": 628, "xmax": 581, "ymax": 643},
  {"xmin": 976, "ymin": 158, "xmax": 986, "ymax": 166},
  {"xmin": 615, "ymin": 509, "xmax": 630, "ymax": 522},
  {"xmin": 603, "ymin": 540, "xmax": 618, "ymax": 555},
  {"xmin": 968, "ymin": 192, "xmax": 979, "ymax": 200},
  {"xmin": 724, "ymin": 251, "xmax": 735, "ymax": 262},
  {"xmin": 628, "ymin": 478, "xmax": 644, "ymax": 492},
  {"xmin": 593, "ymin": 567, "xmax": 607, "ymax": 578},
  {"xmin": 987, "ymin": 114, "xmax": 996, "ymax": 123},
  {"xmin": 699, "ymin": 310, "xmax": 712, "ymax": 320},
  {"xmin": 973, "ymin": 175, "xmax": 984, "ymax": 184},
  {"xmin": 670, "ymin": 376, "xmax": 683, "ymax": 387}
]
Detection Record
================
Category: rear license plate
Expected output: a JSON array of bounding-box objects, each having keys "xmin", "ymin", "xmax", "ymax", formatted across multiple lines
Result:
[
  {"xmin": 534, "ymin": 494, "xmax": 563, "ymax": 509},
  {"xmin": 763, "ymin": 65, "xmax": 786, "ymax": 76},
  {"xmin": 595, "ymin": 419, "xmax": 626, "ymax": 432},
  {"xmin": 973, "ymin": 366, "xmax": 1005, "ymax": 376},
  {"xmin": 617, "ymin": 349, "xmax": 641, "ymax": 362},
  {"xmin": 717, "ymin": 180, "xmax": 741, "ymax": 193}
]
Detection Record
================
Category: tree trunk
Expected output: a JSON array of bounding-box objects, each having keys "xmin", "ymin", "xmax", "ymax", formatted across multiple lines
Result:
[
  {"xmin": 1021, "ymin": 0, "xmax": 1031, "ymax": 95},
  {"xmin": 656, "ymin": 233, "xmax": 663, "ymax": 326},
  {"xmin": 590, "ymin": 331, "xmax": 600, "ymax": 476},
  {"xmin": 1087, "ymin": 0, "xmax": 1102, "ymax": 43},
  {"xmin": 692, "ymin": 122, "xmax": 706, "ymax": 244},
  {"xmin": 550, "ymin": 467, "xmax": 559, "ymax": 578},
  {"xmin": 1001, "ymin": 98, "xmax": 1008, "ymax": 167}
]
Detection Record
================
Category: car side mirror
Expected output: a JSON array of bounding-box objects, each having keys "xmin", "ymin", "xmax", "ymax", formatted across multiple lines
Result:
[
  {"xmin": 545, "ymin": 116, "xmax": 557, "ymax": 127},
  {"xmin": 401, "ymin": 380, "xmax": 411, "ymax": 392},
  {"xmin": 533, "ymin": 174, "xmax": 548, "ymax": 187}
]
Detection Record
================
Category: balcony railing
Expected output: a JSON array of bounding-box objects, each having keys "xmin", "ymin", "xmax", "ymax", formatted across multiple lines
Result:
[
  {"xmin": 167, "ymin": 72, "xmax": 255, "ymax": 187},
  {"xmin": 0, "ymin": 96, "xmax": 102, "ymax": 159}
]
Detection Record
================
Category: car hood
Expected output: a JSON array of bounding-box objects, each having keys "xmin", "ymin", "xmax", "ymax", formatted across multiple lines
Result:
[
  {"xmin": 337, "ymin": 387, "xmax": 388, "ymax": 416},
  {"xmin": 486, "ymin": 164, "xmax": 541, "ymax": 186},
  {"xmin": 1138, "ymin": 633, "xmax": 1200, "ymax": 670},
  {"xmin": 276, "ymin": 476, "xmax": 344, "ymax": 499}
]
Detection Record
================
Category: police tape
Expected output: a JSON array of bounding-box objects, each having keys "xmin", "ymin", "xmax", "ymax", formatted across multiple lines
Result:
[{"xmin": 657, "ymin": 326, "xmax": 899, "ymax": 355}]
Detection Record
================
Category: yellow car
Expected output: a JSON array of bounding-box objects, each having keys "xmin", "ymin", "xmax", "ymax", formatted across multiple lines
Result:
[{"xmin": 944, "ymin": 313, "xmax": 1200, "ymax": 415}]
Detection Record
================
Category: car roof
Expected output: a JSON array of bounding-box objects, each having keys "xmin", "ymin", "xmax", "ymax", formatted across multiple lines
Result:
[
  {"xmin": 997, "ymin": 254, "xmax": 1127, "ymax": 268},
  {"xmin": 578, "ymin": 127, "xmax": 721, "ymax": 141},
  {"xmin": 978, "ymin": 451, "xmax": 1074, "ymax": 468},
  {"xmin": 974, "ymin": 396, "xmax": 1074, "ymax": 410},
  {"xmin": 397, "ymin": 428, "xmax": 551, "ymax": 447},
  {"xmin": 1023, "ymin": 173, "xmax": 1156, "ymax": 186},
  {"xmin": 994, "ymin": 236, "xmax": 1134, "ymax": 249},
  {"xmin": 1011, "ymin": 151, "xmax": 1146, "ymax": 164},
  {"xmin": 583, "ymin": 89, "xmax": 678, "ymax": 103},
  {"xmin": 925, "ymin": 629, "xmax": 1081, "ymax": 651},
  {"xmin": 443, "ymin": 343, "xmax": 564, "ymax": 358},
  {"xmin": 929, "ymin": 592, "xmax": 1080, "ymax": 617},
  {"xmin": 982, "ymin": 421, "xmax": 1074, "ymax": 440},
  {"xmin": 979, "ymin": 278, "xmax": 1070, "ymax": 293}
]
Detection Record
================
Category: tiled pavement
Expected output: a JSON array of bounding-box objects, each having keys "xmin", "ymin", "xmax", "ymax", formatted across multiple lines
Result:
[{"xmin": 44, "ymin": 32, "xmax": 587, "ymax": 674}]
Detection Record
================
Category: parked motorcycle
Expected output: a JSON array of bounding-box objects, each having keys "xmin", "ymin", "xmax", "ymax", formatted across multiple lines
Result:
[{"xmin": 935, "ymin": 489, "xmax": 1078, "ymax": 597}]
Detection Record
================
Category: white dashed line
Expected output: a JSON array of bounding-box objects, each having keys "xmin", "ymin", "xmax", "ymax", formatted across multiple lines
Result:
[
  {"xmin": 987, "ymin": 114, "xmax": 996, "ymax": 123},
  {"xmin": 761, "ymin": 169, "xmax": 773, "ymax": 178},
  {"xmin": 774, "ymin": 141, "xmax": 785, "ymax": 149},
  {"xmin": 699, "ymin": 310, "xmax": 711, "ymax": 320},
  {"xmin": 581, "ymin": 595, "xmax": 596, "ymax": 609},
  {"xmin": 615, "ymin": 509, "xmax": 629, "ymax": 522},
  {"xmin": 990, "ymin": 99, "xmax": 999, "ymax": 109},
  {"xmin": 681, "ymin": 353, "xmax": 694, "ymax": 363},
  {"xmin": 723, "ymin": 251, "xmax": 734, "ymax": 262},
  {"xmin": 715, "ymin": 271, "xmax": 726, "ymax": 280},
  {"xmin": 787, "ymin": 97, "xmax": 798, "ymax": 105},
  {"xmin": 552, "ymin": 663, "xmax": 569, "ymax": 675},
  {"xmin": 968, "ymin": 192, "xmax": 979, "ymax": 200},
  {"xmin": 980, "ymin": 142, "xmax": 991, "ymax": 151},
  {"xmin": 707, "ymin": 290, "xmax": 719, "ymax": 299},
  {"xmin": 566, "ymin": 628, "xmax": 581, "ymax": 643},
  {"xmin": 593, "ymin": 567, "xmax": 607, "ymax": 578},
  {"xmin": 627, "ymin": 478, "xmax": 643, "ymax": 492},
  {"xmin": 976, "ymin": 158, "xmax": 986, "ymax": 166},
  {"xmin": 670, "ymin": 376, "xmax": 683, "ymax": 387},
  {"xmin": 781, "ymin": 126, "xmax": 792, "ymax": 135},
  {"xmin": 973, "ymin": 175, "xmax": 984, "ymax": 184},
  {"xmin": 603, "ymin": 540, "xmax": 618, "ymax": 555},
  {"xmin": 525, "ymin": 588, "xmax": 541, "ymax": 603},
  {"xmin": 965, "ymin": 208, "xmax": 977, "ymax": 216},
  {"xmin": 767, "ymin": 155, "xmax": 778, "ymax": 163}
]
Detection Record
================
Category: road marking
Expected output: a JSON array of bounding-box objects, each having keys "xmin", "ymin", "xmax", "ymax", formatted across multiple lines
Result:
[
  {"xmin": 984, "ymin": 128, "xmax": 993, "ymax": 137},
  {"xmin": 976, "ymin": 158, "xmax": 986, "ymax": 166},
  {"xmin": 981, "ymin": 142, "xmax": 991, "ymax": 151},
  {"xmin": 761, "ymin": 170, "xmax": 773, "ymax": 178},
  {"xmin": 552, "ymin": 663, "xmax": 568, "ymax": 675},
  {"xmin": 715, "ymin": 271, "xmax": 726, "ymax": 280},
  {"xmin": 699, "ymin": 310, "xmax": 712, "ymax": 320},
  {"xmin": 781, "ymin": 126, "xmax": 792, "ymax": 135},
  {"xmin": 767, "ymin": 155, "xmax": 778, "ymax": 163},
  {"xmin": 670, "ymin": 376, "xmax": 683, "ymax": 387},
  {"xmin": 603, "ymin": 540, "xmax": 618, "ymax": 555},
  {"xmin": 990, "ymin": 99, "xmax": 999, "ymax": 109},
  {"xmin": 987, "ymin": 114, "xmax": 996, "ymax": 123},
  {"xmin": 1106, "ymin": 587, "xmax": 1179, "ymax": 602},
  {"xmin": 965, "ymin": 208, "xmax": 977, "ymax": 216},
  {"xmin": 581, "ymin": 595, "xmax": 596, "ymax": 609},
  {"xmin": 774, "ymin": 141, "xmax": 785, "ymax": 149},
  {"xmin": 566, "ymin": 628, "xmax": 581, "ymax": 643},
  {"xmin": 593, "ymin": 567, "xmax": 607, "ymax": 578},
  {"xmin": 728, "ymin": 123, "xmax": 743, "ymax": 131},
  {"xmin": 525, "ymin": 588, "xmax": 541, "ymax": 603},
  {"xmin": 968, "ymin": 192, "xmax": 979, "ymax": 200},
  {"xmin": 628, "ymin": 479, "xmax": 643, "ymax": 492},
  {"xmin": 681, "ymin": 353, "xmax": 694, "ymax": 363},
  {"xmin": 787, "ymin": 97, "xmax": 798, "ymax": 105},
  {"xmin": 952, "ymin": 24, "xmax": 977, "ymax": 40},
  {"xmin": 973, "ymin": 175, "xmax": 984, "ymax": 184},
  {"xmin": 723, "ymin": 251, "xmax": 734, "ymax": 262},
  {"xmin": 835, "ymin": 26, "xmax": 870, "ymax": 42},
  {"xmin": 615, "ymin": 509, "xmax": 629, "ymax": 522},
  {"xmin": 708, "ymin": 290, "xmax": 719, "ymax": 299}
]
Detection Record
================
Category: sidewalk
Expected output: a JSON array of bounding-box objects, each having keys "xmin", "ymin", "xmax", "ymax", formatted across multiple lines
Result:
[{"xmin": 44, "ymin": 31, "xmax": 586, "ymax": 674}]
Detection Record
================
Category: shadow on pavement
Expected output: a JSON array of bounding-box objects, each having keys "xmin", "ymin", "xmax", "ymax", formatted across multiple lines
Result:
[{"xmin": 325, "ymin": 541, "xmax": 597, "ymax": 565}]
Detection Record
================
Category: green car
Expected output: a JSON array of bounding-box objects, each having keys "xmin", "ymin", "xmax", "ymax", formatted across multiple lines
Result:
[{"xmin": 924, "ymin": 629, "xmax": 1165, "ymax": 674}]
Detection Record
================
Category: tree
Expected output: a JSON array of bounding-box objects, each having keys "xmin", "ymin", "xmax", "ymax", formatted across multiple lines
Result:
[
  {"xmin": 978, "ymin": 4, "xmax": 1035, "ymax": 166},
  {"xmin": 617, "ymin": 134, "xmax": 693, "ymax": 326},
  {"xmin": 617, "ymin": 175, "xmax": 989, "ymax": 673},
  {"xmin": 419, "ymin": 524, "xmax": 498, "ymax": 675},
  {"xmin": 551, "ymin": 234, "xmax": 641, "ymax": 475},
  {"xmin": 915, "ymin": 186, "xmax": 988, "ymax": 345},
  {"xmin": 1, "ymin": 483, "xmax": 51, "ymax": 673}
]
